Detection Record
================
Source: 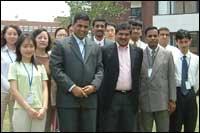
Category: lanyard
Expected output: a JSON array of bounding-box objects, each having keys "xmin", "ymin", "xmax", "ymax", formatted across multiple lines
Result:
[
  {"xmin": 22, "ymin": 62, "xmax": 33, "ymax": 91},
  {"xmin": 6, "ymin": 50, "xmax": 14, "ymax": 63}
]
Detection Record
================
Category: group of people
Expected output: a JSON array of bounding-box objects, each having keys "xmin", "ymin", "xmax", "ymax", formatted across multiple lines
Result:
[{"xmin": 1, "ymin": 12, "xmax": 199, "ymax": 132}]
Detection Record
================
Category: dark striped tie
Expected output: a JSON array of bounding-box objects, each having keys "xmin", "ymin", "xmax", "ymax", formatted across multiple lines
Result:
[{"xmin": 181, "ymin": 56, "xmax": 189, "ymax": 95}]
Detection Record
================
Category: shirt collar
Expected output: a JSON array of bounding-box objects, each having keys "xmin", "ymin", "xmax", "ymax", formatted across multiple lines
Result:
[
  {"xmin": 73, "ymin": 33, "xmax": 86, "ymax": 45},
  {"xmin": 93, "ymin": 36, "xmax": 104, "ymax": 45},
  {"xmin": 148, "ymin": 44, "xmax": 159, "ymax": 53},
  {"xmin": 116, "ymin": 42, "xmax": 129, "ymax": 49},
  {"xmin": 180, "ymin": 50, "xmax": 191, "ymax": 59},
  {"xmin": 1, "ymin": 45, "xmax": 15, "ymax": 52}
]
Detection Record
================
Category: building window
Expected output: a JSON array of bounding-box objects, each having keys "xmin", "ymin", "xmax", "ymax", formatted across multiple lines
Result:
[
  {"xmin": 157, "ymin": 1, "xmax": 199, "ymax": 15},
  {"xmin": 131, "ymin": 7, "xmax": 141, "ymax": 20},
  {"xmin": 158, "ymin": 1, "xmax": 170, "ymax": 15},
  {"xmin": 185, "ymin": 1, "xmax": 198, "ymax": 13}
]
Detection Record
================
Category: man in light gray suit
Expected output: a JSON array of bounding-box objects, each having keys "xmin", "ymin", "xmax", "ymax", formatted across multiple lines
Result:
[
  {"xmin": 139, "ymin": 26, "xmax": 176, "ymax": 132},
  {"xmin": 50, "ymin": 13, "xmax": 103, "ymax": 132}
]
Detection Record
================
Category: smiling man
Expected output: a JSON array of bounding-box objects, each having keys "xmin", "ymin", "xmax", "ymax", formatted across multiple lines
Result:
[
  {"xmin": 50, "ymin": 12, "xmax": 103, "ymax": 132},
  {"xmin": 99, "ymin": 22, "xmax": 143, "ymax": 132}
]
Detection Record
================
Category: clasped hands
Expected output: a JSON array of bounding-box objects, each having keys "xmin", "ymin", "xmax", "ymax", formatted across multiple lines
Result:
[
  {"xmin": 72, "ymin": 85, "xmax": 96, "ymax": 98},
  {"xmin": 27, "ymin": 107, "xmax": 47, "ymax": 120}
]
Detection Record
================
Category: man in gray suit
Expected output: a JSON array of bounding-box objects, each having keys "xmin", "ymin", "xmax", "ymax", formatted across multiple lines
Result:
[
  {"xmin": 50, "ymin": 13, "xmax": 103, "ymax": 132},
  {"xmin": 139, "ymin": 26, "xmax": 176, "ymax": 132}
]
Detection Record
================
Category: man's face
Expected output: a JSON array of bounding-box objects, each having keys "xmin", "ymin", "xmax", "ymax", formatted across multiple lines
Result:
[
  {"xmin": 93, "ymin": 21, "xmax": 106, "ymax": 38},
  {"xmin": 176, "ymin": 38, "xmax": 191, "ymax": 53},
  {"xmin": 146, "ymin": 29, "xmax": 159, "ymax": 49},
  {"xmin": 159, "ymin": 30, "xmax": 170, "ymax": 47},
  {"xmin": 130, "ymin": 25, "xmax": 142, "ymax": 41},
  {"xmin": 73, "ymin": 19, "xmax": 89, "ymax": 39},
  {"xmin": 115, "ymin": 29, "xmax": 130, "ymax": 46}
]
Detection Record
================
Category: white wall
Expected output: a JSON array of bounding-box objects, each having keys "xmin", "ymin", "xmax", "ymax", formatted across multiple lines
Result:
[{"xmin": 153, "ymin": 14, "xmax": 199, "ymax": 32}]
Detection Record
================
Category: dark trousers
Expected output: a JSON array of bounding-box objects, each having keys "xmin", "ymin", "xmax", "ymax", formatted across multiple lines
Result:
[
  {"xmin": 102, "ymin": 92, "xmax": 136, "ymax": 132},
  {"xmin": 169, "ymin": 88, "xmax": 197, "ymax": 132},
  {"xmin": 57, "ymin": 107, "xmax": 96, "ymax": 132}
]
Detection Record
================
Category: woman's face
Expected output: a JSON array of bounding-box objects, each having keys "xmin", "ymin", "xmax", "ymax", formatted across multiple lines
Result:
[
  {"xmin": 20, "ymin": 39, "xmax": 35, "ymax": 59},
  {"xmin": 4, "ymin": 27, "xmax": 19, "ymax": 45},
  {"xmin": 35, "ymin": 31, "xmax": 49, "ymax": 50},
  {"xmin": 56, "ymin": 29, "xmax": 68, "ymax": 39}
]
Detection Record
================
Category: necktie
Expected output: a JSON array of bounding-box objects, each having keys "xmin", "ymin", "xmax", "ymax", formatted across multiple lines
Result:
[
  {"xmin": 151, "ymin": 49, "xmax": 156, "ymax": 66},
  {"xmin": 80, "ymin": 40, "xmax": 85, "ymax": 59},
  {"xmin": 181, "ymin": 56, "xmax": 189, "ymax": 95}
]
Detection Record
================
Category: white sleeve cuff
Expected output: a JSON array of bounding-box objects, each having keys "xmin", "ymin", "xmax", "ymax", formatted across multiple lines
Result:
[{"xmin": 68, "ymin": 84, "xmax": 76, "ymax": 92}]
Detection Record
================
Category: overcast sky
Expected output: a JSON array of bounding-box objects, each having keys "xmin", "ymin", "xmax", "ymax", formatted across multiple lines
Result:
[{"xmin": 1, "ymin": 1, "xmax": 70, "ymax": 22}]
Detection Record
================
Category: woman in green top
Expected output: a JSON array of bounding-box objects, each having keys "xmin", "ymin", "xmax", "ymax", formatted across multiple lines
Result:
[{"xmin": 8, "ymin": 33, "xmax": 48, "ymax": 132}]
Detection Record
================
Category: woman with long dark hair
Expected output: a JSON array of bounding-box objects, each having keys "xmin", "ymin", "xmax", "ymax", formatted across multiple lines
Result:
[{"xmin": 1, "ymin": 25, "xmax": 21, "ymax": 131}]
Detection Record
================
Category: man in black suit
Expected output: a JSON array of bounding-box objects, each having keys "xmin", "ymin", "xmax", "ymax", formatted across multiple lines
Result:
[
  {"xmin": 50, "ymin": 12, "xmax": 103, "ymax": 132},
  {"xmin": 99, "ymin": 22, "xmax": 143, "ymax": 132}
]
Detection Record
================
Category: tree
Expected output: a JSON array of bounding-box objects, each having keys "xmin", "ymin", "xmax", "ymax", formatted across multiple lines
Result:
[{"xmin": 66, "ymin": 1, "xmax": 128, "ymax": 23}]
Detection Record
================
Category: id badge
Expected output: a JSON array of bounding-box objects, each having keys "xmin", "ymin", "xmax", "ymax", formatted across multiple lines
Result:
[
  {"xmin": 148, "ymin": 68, "xmax": 152, "ymax": 77},
  {"xmin": 185, "ymin": 81, "xmax": 191, "ymax": 90},
  {"xmin": 26, "ymin": 91, "xmax": 33, "ymax": 104}
]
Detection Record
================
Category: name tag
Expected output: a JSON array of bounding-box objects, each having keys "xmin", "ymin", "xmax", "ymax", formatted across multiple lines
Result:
[
  {"xmin": 26, "ymin": 91, "xmax": 33, "ymax": 104},
  {"xmin": 148, "ymin": 68, "xmax": 152, "ymax": 77},
  {"xmin": 185, "ymin": 81, "xmax": 191, "ymax": 90}
]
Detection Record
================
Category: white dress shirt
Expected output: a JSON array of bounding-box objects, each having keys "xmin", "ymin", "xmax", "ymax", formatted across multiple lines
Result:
[
  {"xmin": 161, "ymin": 44, "xmax": 180, "ymax": 61},
  {"xmin": 174, "ymin": 51, "xmax": 199, "ymax": 92},
  {"xmin": 1, "ymin": 45, "xmax": 16, "ymax": 93},
  {"xmin": 129, "ymin": 39, "xmax": 147, "ymax": 50},
  {"xmin": 94, "ymin": 36, "xmax": 105, "ymax": 47}
]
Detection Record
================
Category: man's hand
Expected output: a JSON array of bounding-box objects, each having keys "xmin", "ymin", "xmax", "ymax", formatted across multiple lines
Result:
[
  {"xmin": 168, "ymin": 100, "xmax": 176, "ymax": 113},
  {"xmin": 82, "ymin": 85, "xmax": 96, "ymax": 96},
  {"xmin": 71, "ymin": 86, "xmax": 88, "ymax": 98}
]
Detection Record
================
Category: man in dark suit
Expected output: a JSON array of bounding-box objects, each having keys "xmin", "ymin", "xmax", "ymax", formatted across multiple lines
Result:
[
  {"xmin": 98, "ymin": 22, "xmax": 143, "ymax": 132},
  {"xmin": 91, "ymin": 18, "xmax": 113, "ymax": 47},
  {"xmin": 50, "ymin": 12, "xmax": 103, "ymax": 132}
]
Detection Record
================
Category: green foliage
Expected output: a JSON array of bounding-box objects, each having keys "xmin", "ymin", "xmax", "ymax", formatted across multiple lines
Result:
[{"xmin": 66, "ymin": 1, "xmax": 128, "ymax": 23}]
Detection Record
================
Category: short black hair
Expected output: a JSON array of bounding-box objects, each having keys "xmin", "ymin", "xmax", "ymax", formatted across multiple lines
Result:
[
  {"xmin": 32, "ymin": 28, "xmax": 52, "ymax": 53},
  {"xmin": 67, "ymin": 24, "xmax": 72, "ymax": 30},
  {"xmin": 73, "ymin": 12, "xmax": 90, "ymax": 25},
  {"xmin": 128, "ymin": 19, "xmax": 143, "ymax": 28},
  {"xmin": 115, "ymin": 22, "xmax": 131, "ymax": 34},
  {"xmin": 145, "ymin": 26, "xmax": 158, "ymax": 36},
  {"xmin": 92, "ymin": 18, "xmax": 107, "ymax": 27},
  {"xmin": 158, "ymin": 27, "xmax": 170, "ymax": 33},
  {"xmin": 175, "ymin": 29, "xmax": 191, "ymax": 40}
]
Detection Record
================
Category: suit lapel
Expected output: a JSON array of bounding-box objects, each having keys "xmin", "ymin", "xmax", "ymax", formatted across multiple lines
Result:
[
  {"xmin": 151, "ymin": 47, "xmax": 163, "ymax": 78},
  {"xmin": 84, "ymin": 38, "xmax": 92, "ymax": 63},
  {"xmin": 130, "ymin": 45, "xmax": 136, "ymax": 71},
  {"xmin": 70, "ymin": 36, "xmax": 84, "ymax": 63},
  {"xmin": 143, "ymin": 48, "xmax": 149, "ymax": 70}
]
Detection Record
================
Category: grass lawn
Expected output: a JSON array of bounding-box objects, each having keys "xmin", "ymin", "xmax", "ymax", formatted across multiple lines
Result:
[{"xmin": 2, "ymin": 97, "xmax": 199, "ymax": 132}]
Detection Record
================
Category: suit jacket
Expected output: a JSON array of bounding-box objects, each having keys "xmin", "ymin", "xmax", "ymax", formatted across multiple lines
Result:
[
  {"xmin": 139, "ymin": 45, "xmax": 176, "ymax": 112},
  {"xmin": 99, "ymin": 43, "xmax": 143, "ymax": 113},
  {"xmin": 50, "ymin": 35, "xmax": 103, "ymax": 108}
]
